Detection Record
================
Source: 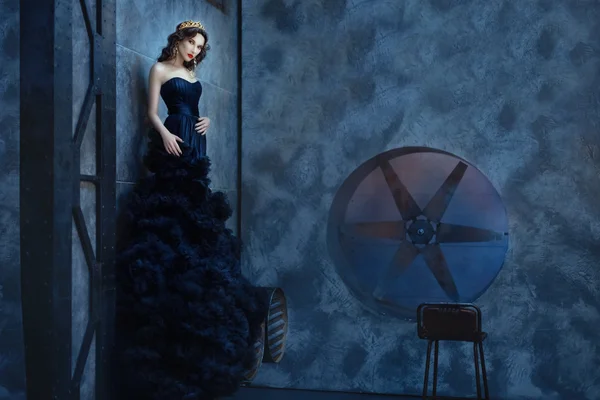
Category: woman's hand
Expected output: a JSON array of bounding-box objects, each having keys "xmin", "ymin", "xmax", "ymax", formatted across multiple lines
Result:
[
  {"xmin": 195, "ymin": 117, "xmax": 210, "ymax": 135},
  {"xmin": 161, "ymin": 133, "xmax": 183, "ymax": 156}
]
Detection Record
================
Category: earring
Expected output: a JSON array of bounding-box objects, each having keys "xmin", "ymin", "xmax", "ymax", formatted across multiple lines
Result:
[{"xmin": 193, "ymin": 59, "xmax": 197, "ymax": 68}]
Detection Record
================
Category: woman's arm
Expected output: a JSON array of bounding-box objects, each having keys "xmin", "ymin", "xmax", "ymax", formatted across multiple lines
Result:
[
  {"xmin": 147, "ymin": 63, "xmax": 171, "ymax": 138},
  {"xmin": 147, "ymin": 63, "xmax": 182, "ymax": 156}
]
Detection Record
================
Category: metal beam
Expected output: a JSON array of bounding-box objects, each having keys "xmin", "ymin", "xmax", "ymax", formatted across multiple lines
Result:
[
  {"xmin": 94, "ymin": 1, "xmax": 117, "ymax": 399},
  {"xmin": 236, "ymin": 0, "xmax": 243, "ymax": 237},
  {"xmin": 19, "ymin": 0, "xmax": 73, "ymax": 398}
]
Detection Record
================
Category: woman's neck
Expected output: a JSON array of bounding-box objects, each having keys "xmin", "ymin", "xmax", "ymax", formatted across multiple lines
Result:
[{"xmin": 169, "ymin": 54, "xmax": 185, "ymax": 68}]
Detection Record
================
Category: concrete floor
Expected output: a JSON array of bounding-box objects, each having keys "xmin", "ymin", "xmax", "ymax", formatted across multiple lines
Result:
[{"xmin": 230, "ymin": 386, "xmax": 474, "ymax": 400}]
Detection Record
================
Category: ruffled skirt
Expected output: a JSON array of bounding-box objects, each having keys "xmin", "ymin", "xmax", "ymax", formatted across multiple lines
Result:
[{"xmin": 115, "ymin": 138, "xmax": 267, "ymax": 399}]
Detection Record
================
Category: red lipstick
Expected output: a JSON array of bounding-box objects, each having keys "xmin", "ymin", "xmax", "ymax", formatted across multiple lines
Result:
[{"xmin": 187, "ymin": 54, "xmax": 193, "ymax": 59}]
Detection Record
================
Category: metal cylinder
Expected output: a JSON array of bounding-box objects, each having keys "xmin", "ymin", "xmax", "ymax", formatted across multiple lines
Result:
[{"xmin": 262, "ymin": 287, "xmax": 288, "ymax": 364}]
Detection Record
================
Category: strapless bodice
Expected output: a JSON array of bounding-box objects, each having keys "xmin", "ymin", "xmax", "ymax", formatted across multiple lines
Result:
[
  {"xmin": 149, "ymin": 76, "xmax": 207, "ymax": 158},
  {"xmin": 160, "ymin": 77, "xmax": 202, "ymax": 117}
]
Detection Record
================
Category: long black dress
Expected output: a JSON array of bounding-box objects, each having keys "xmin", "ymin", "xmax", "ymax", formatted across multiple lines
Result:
[{"xmin": 115, "ymin": 77, "xmax": 267, "ymax": 400}]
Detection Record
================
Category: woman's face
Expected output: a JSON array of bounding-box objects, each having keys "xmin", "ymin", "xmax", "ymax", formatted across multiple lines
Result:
[{"xmin": 177, "ymin": 33, "xmax": 206, "ymax": 62}]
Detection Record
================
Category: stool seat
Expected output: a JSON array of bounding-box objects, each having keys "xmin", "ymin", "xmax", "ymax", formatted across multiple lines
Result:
[{"xmin": 417, "ymin": 303, "xmax": 490, "ymax": 400}]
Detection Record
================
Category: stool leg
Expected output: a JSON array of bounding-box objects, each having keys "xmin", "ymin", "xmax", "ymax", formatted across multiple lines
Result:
[
  {"xmin": 473, "ymin": 342, "xmax": 481, "ymax": 399},
  {"xmin": 423, "ymin": 340, "xmax": 432, "ymax": 399},
  {"xmin": 432, "ymin": 340, "xmax": 439, "ymax": 397},
  {"xmin": 478, "ymin": 342, "xmax": 490, "ymax": 400}
]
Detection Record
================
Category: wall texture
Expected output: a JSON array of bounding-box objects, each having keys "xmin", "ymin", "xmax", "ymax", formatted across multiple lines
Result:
[
  {"xmin": 0, "ymin": 0, "xmax": 25, "ymax": 398},
  {"xmin": 116, "ymin": 0, "xmax": 240, "ymax": 232},
  {"xmin": 241, "ymin": 1, "xmax": 600, "ymax": 399}
]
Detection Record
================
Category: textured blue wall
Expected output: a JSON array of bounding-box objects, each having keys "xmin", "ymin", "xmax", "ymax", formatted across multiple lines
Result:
[
  {"xmin": 241, "ymin": 1, "xmax": 600, "ymax": 399},
  {"xmin": 0, "ymin": 0, "xmax": 25, "ymax": 398}
]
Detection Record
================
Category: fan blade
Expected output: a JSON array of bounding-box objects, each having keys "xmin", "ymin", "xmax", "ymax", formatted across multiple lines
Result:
[
  {"xmin": 422, "ymin": 161, "xmax": 468, "ymax": 222},
  {"xmin": 339, "ymin": 221, "xmax": 406, "ymax": 241},
  {"xmin": 421, "ymin": 244, "xmax": 460, "ymax": 301},
  {"xmin": 437, "ymin": 223, "xmax": 505, "ymax": 243},
  {"xmin": 372, "ymin": 241, "xmax": 420, "ymax": 300},
  {"xmin": 379, "ymin": 158, "xmax": 422, "ymax": 220}
]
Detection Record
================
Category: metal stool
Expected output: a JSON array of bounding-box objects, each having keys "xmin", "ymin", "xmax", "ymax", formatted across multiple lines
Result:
[{"xmin": 417, "ymin": 303, "xmax": 489, "ymax": 400}]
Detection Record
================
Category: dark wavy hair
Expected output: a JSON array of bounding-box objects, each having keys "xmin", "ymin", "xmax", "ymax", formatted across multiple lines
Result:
[{"xmin": 157, "ymin": 22, "xmax": 211, "ymax": 72}]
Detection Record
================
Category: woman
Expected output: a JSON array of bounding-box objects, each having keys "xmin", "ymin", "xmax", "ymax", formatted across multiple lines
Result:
[{"xmin": 115, "ymin": 21, "xmax": 267, "ymax": 400}]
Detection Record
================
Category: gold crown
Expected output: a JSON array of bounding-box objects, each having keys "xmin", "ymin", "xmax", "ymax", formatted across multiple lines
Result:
[{"xmin": 178, "ymin": 20, "xmax": 204, "ymax": 31}]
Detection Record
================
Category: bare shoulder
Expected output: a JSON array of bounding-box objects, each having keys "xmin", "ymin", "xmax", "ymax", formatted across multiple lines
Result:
[
  {"xmin": 149, "ymin": 62, "xmax": 169, "ymax": 81},
  {"xmin": 153, "ymin": 61, "xmax": 169, "ymax": 72}
]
